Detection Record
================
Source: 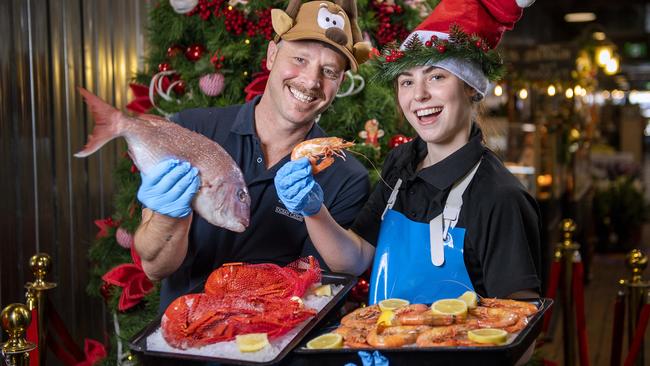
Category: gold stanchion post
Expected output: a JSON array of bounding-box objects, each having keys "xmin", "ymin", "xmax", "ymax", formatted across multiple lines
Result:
[
  {"xmin": 620, "ymin": 249, "xmax": 649, "ymax": 366},
  {"xmin": 1, "ymin": 303, "xmax": 36, "ymax": 366},
  {"xmin": 24, "ymin": 253, "xmax": 56, "ymax": 366},
  {"xmin": 557, "ymin": 218, "xmax": 580, "ymax": 366}
]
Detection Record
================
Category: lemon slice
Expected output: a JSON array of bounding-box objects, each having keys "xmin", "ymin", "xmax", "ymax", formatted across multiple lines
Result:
[
  {"xmin": 431, "ymin": 298, "xmax": 468, "ymax": 318},
  {"xmin": 313, "ymin": 284, "xmax": 332, "ymax": 296},
  {"xmin": 467, "ymin": 328, "xmax": 508, "ymax": 345},
  {"xmin": 306, "ymin": 333, "xmax": 343, "ymax": 349},
  {"xmin": 236, "ymin": 333, "xmax": 270, "ymax": 352},
  {"xmin": 376, "ymin": 310, "xmax": 396, "ymax": 326},
  {"xmin": 458, "ymin": 291, "xmax": 478, "ymax": 309},
  {"xmin": 378, "ymin": 298, "xmax": 410, "ymax": 311}
]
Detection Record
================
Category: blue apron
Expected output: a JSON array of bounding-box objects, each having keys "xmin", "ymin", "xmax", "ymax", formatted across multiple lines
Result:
[{"xmin": 369, "ymin": 161, "xmax": 481, "ymax": 305}]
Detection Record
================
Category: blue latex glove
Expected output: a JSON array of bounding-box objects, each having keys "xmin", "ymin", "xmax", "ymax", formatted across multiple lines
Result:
[
  {"xmin": 344, "ymin": 351, "xmax": 389, "ymax": 366},
  {"xmin": 274, "ymin": 157, "xmax": 323, "ymax": 217},
  {"xmin": 137, "ymin": 159, "xmax": 200, "ymax": 218}
]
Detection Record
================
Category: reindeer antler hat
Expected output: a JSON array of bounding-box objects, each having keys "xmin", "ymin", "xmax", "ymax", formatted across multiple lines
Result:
[
  {"xmin": 271, "ymin": 0, "xmax": 371, "ymax": 72},
  {"xmin": 375, "ymin": 0, "xmax": 535, "ymax": 99}
]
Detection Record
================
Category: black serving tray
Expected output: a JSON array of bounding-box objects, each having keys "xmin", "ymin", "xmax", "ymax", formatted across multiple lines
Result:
[
  {"xmin": 289, "ymin": 298, "xmax": 553, "ymax": 366},
  {"xmin": 128, "ymin": 272, "xmax": 358, "ymax": 366}
]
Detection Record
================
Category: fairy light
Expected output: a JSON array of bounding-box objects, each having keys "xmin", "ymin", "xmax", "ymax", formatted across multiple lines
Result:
[
  {"xmin": 494, "ymin": 85, "xmax": 503, "ymax": 97},
  {"xmin": 518, "ymin": 88, "xmax": 528, "ymax": 100},
  {"xmin": 243, "ymin": 71, "xmax": 248, "ymax": 76},
  {"xmin": 547, "ymin": 85, "xmax": 556, "ymax": 96},
  {"xmin": 605, "ymin": 57, "xmax": 619, "ymax": 75},
  {"xmin": 245, "ymin": 39, "xmax": 250, "ymax": 45},
  {"xmin": 596, "ymin": 47, "xmax": 612, "ymax": 67},
  {"xmin": 565, "ymin": 88, "xmax": 574, "ymax": 99}
]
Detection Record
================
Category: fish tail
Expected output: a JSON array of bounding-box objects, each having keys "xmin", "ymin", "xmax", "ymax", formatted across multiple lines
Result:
[{"xmin": 74, "ymin": 87, "xmax": 122, "ymax": 158}]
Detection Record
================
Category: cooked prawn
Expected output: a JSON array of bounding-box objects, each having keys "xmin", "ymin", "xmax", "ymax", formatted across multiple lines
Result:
[
  {"xmin": 291, "ymin": 137, "xmax": 354, "ymax": 174},
  {"xmin": 479, "ymin": 298, "xmax": 538, "ymax": 317},
  {"xmin": 340, "ymin": 305, "xmax": 381, "ymax": 329},
  {"xmin": 415, "ymin": 326, "xmax": 460, "ymax": 347},
  {"xmin": 470, "ymin": 307, "xmax": 520, "ymax": 329},
  {"xmin": 333, "ymin": 325, "xmax": 370, "ymax": 348},
  {"xmin": 395, "ymin": 304, "xmax": 455, "ymax": 326},
  {"xmin": 366, "ymin": 325, "xmax": 430, "ymax": 348}
]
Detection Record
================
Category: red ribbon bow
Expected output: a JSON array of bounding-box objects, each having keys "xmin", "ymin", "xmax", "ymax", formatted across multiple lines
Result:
[
  {"xmin": 102, "ymin": 246, "xmax": 154, "ymax": 311},
  {"xmin": 74, "ymin": 339, "xmax": 107, "ymax": 366},
  {"xmin": 126, "ymin": 83, "xmax": 153, "ymax": 114},
  {"xmin": 94, "ymin": 217, "xmax": 118, "ymax": 239},
  {"xmin": 244, "ymin": 63, "xmax": 270, "ymax": 101}
]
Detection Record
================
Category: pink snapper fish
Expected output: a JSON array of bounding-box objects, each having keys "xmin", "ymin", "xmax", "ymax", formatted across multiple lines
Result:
[{"xmin": 74, "ymin": 87, "xmax": 250, "ymax": 232}]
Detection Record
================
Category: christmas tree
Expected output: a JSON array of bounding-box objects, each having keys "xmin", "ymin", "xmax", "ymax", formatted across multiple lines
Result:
[{"xmin": 86, "ymin": 1, "xmax": 435, "ymax": 363}]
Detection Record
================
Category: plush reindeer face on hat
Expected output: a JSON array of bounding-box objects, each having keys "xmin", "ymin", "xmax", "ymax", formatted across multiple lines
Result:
[{"xmin": 271, "ymin": 0, "xmax": 371, "ymax": 71}]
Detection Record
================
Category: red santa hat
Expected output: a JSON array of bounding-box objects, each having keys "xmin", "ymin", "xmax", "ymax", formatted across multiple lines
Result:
[{"xmin": 376, "ymin": 0, "xmax": 534, "ymax": 99}]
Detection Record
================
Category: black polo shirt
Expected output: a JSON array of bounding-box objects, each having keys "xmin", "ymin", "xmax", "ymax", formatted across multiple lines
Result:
[
  {"xmin": 160, "ymin": 97, "xmax": 370, "ymax": 309},
  {"xmin": 351, "ymin": 125, "xmax": 541, "ymax": 298}
]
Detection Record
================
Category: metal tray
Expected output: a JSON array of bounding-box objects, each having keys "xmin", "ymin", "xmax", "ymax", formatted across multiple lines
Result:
[
  {"xmin": 290, "ymin": 298, "xmax": 553, "ymax": 366},
  {"xmin": 128, "ymin": 272, "xmax": 357, "ymax": 366}
]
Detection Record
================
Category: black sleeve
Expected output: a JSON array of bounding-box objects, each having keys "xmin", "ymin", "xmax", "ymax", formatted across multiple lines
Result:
[
  {"xmin": 301, "ymin": 164, "xmax": 370, "ymax": 271},
  {"xmin": 350, "ymin": 151, "xmax": 400, "ymax": 246},
  {"xmin": 476, "ymin": 186, "xmax": 542, "ymax": 298}
]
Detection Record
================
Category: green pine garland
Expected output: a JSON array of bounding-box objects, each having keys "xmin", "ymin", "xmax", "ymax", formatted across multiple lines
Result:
[
  {"xmin": 87, "ymin": 1, "xmax": 427, "ymax": 364},
  {"xmin": 373, "ymin": 24, "xmax": 505, "ymax": 84}
]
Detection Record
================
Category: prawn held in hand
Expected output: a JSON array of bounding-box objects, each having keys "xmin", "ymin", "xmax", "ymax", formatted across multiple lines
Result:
[{"xmin": 291, "ymin": 137, "xmax": 354, "ymax": 174}]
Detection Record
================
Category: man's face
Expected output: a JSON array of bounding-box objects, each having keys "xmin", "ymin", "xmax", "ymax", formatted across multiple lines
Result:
[{"xmin": 265, "ymin": 40, "xmax": 347, "ymax": 126}]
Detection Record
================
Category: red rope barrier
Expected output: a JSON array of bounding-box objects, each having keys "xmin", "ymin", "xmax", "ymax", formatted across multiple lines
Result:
[
  {"xmin": 623, "ymin": 303, "xmax": 650, "ymax": 366},
  {"xmin": 573, "ymin": 261, "xmax": 590, "ymax": 366},
  {"xmin": 45, "ymin": 298, "xmax": 84, "ymax": 361},
  {"xmin": 610, "ymin": 292, "xmax": 625, "ymax": 366},
  {"xmin": 26, "ymin": 308, "xmax": 39, "ymax": 366},
  {"xmin": 542, "ymin": 260, "xmax": 562, "ymax": 333}
]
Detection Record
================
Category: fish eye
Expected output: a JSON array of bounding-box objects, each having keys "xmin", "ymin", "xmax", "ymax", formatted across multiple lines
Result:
[{"xmin": 237, "ymin": 189, "xmax": 248, "ymax": 202}]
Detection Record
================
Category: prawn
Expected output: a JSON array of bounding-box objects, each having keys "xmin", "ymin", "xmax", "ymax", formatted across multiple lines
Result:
[
  {"xmin": 366, "ymin": 325, "xmax": 430, "ymax": 348},
  {"xmin": 395, "ymin": 304, "xmax": 456, "ymax": 326},
  {"xmin": 469, "ymin": 307, "xmax": 520, "ymax": 329},
  {"xmin": 340, "ymin": 305, "xmax": 381, "ymax": 329},
  {"xmin": 415, "ymin": 326, "xmax": 460, "ymax": 347},
  {"xmin": 479, "ymin": 298, "xmax": 538, "ymax": 317},
  {"xmin": 291, "ymin": 137, "xmax": 354, "ymax": 174},
  {"xmin": 333, "ymin": 326, "xmax": 370, "ymax": 348}
]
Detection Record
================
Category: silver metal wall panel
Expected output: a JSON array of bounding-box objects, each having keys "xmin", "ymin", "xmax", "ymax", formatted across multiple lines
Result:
[{"xmin": 1, "ymin": 0, "xmax": 149, "ymax": 345}]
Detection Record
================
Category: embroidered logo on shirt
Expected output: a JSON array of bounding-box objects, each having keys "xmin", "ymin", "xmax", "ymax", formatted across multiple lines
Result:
[{"xmin": 275, "ymin": 206, "xmax": 304, "ymax": 222}]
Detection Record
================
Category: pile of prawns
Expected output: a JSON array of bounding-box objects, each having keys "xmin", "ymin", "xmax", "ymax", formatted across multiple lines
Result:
[{"xmin": 335, "ymin": 298, "xmax": 539, "ymax": 348}]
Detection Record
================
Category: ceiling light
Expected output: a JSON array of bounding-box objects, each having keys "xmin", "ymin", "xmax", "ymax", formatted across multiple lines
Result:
[{"xmin": 564, "ymin": 12, "xmax": 596, "ymax": 23}]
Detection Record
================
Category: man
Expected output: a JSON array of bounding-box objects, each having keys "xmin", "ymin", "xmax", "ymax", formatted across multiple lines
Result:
[{"xmin": 134, "ymin": 0, "xmax": 372, "ymax": 310}]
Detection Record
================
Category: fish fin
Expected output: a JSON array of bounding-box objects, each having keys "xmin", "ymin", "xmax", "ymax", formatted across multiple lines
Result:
[{"xmin": 74, "ymin": 87, "xmax": 122, "ymax": 157}]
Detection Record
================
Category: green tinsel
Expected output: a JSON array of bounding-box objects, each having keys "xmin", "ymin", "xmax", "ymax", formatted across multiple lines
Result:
[{"xmin": 373, "ymin": 24, "xmax": 505, "ymax": 84}]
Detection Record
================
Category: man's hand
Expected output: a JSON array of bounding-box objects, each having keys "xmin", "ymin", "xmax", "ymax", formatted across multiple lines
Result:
[
  {"xmin": 274, "ymin": 157, "xmax": 323, "ymax": 216},
  {"xmin": 137, "ymin": 159, "xmax": 200, "ymax": 218}
]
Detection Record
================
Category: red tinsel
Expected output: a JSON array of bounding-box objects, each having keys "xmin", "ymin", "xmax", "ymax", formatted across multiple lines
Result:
[
  {"xmin": 102, "ymin": 246, "xmax": 154, "ymax": 312},
  {"xmin": 125, "ymin": 83, "xmax": 153, "ymax": 114},
  {"xmin": 74, "ymin": 339, "xmax": 107, "ymax": 366},
  {"xmin": 94, "ymin": 217, "xmax": 118, "ymax": 239}
]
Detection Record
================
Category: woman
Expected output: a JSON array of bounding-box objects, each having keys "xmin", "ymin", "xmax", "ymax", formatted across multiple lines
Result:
[{"xmin": 274, "ymin": 0, "xmax": 540, "ymax": 304}]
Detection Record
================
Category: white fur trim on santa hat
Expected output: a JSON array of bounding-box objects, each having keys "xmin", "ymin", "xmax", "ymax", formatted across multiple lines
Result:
[
  {"xmin": 399, "ymin": 30, "xmax": 488, "ymax": 99},
  {"xmin": 516, "ymin": 0, "xmax": 535, "ymax": 8}
]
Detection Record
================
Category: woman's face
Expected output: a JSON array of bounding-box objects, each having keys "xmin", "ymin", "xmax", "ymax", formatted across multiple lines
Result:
[{"xmin": 397, "ymin": 66, "xmax": 475, "ymax": 146}]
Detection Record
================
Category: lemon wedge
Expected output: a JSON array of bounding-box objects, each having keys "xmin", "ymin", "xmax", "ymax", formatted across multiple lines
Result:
[
  {"xmin": 467, "ymin": 328, "xmax": 508, "ymax": 345},
  {"xmin": 431, "ymin": 298, "xmax": 468, "ymax": 319},
  {"xmin": 236, "ymin": 333, "xmax": 270, "ymax": 352},
  {"xmin": 458, "ymin": 291, "xmax": 478, "ymax": 309},
  {"xmin": 313, "ymin": 284, "xmax": 332, "ymax": 296},
  {"xmin": 306, "ymin": 333, "xmax": 343, "ymax": 349},
  {"xmin": 378, "ymin": 298, "xmax": 410, "ymax": 312},
  {"xmin": 376, "ymin": 310, "xmax": 396, "ymax": 327}
]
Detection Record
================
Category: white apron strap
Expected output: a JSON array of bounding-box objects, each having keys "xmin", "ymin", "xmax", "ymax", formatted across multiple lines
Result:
[
  {"xmin": 381, "ymin": 178, "xmax": 402, "ymax": 221},
  {"xmin": 429, "ymin": 160, "xmax": 482, "ymax": 266}
]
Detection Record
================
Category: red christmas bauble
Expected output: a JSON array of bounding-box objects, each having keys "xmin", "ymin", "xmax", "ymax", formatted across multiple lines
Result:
[
  {"xmin": 173, "ymin": 80, "xmax": 186, "ymax": 95},
  {"xmin": 185, "ymin": 44, "xmax": 206, "ymax": 62},
  {"xmin": 167, "ymin": 45, "xmax": 184, "ymax": 58},
  {"xmin": 389, "ymin": 134, "xmax": 413, "ymax": 149},
  {"xmin": 349, "ymin": 278, "xmax": 369, "ymax": 303},
  {"xmin": 158, "ymin": 62, "xmax": 171, "ymax": 72}
]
